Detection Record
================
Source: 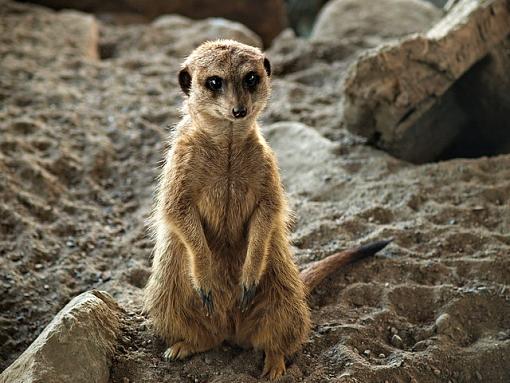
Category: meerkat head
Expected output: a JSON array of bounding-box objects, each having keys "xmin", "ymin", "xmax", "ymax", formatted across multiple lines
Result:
[{"xmin": 178, "ymin": 40, "xmax": 271, "ymax": 125}]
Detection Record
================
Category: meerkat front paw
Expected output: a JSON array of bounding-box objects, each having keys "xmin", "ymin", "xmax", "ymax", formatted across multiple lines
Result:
[
  {"xmin": 239, "ymin": 283, "xmax": 257, "ymax": 312},
  {"xmin": 191, "ymin": 270, "xmax": 215, "ymax": 316},
  {"xmin": 262, "ymin": 352, "xmax": 286, "ymax": 380}
]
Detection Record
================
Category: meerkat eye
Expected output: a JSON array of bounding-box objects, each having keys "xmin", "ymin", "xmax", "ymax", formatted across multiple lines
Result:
[
  {"xmin": 244, "ymin": 72, "xmax": 260, "ymax": 89},
  {"xmin": 206, "ymin": 76, "xmax": 223, "ymax": 91}
]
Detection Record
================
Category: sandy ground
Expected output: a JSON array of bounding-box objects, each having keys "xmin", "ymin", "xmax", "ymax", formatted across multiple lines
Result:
[{"xmin": 1, "ymin": 1, "xmax": 509, "ymax": 382}]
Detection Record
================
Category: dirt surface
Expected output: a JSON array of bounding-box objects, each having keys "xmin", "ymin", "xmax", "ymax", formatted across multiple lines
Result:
[{"xmin": 1, "ymin": 1, "xmax": 509, "ymax": 382}]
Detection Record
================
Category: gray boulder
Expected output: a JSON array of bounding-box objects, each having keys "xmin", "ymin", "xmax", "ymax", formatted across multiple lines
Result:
[
  {"xmin": 311, "ymin": 0, "xmax": 442, "ymax": 45},
  {"xmin": 263, "ymin": 121, "xmax": 338, "ymax": 196},
  {"xmin": 0, "ymin": 291, "xmax": 123, "ymax": 383},
  {"xmin": 101, "ymin": 14, "xmax": 262, "ymax": 59}
]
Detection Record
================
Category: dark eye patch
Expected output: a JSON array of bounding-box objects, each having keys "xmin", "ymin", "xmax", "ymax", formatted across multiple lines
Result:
[
  {"xmin": 244, "ymin": 72, "xmax": 260, "ymax": 90},
  {"xmin": 206, "ymin": 76, "xmax": 223, "ymax": 91}
]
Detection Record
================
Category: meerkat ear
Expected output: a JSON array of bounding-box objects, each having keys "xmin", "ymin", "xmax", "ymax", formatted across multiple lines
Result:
[
  {"xmin": 263, "ymin": 57, "xmax": 271, "ymax": 77},
  {"xmin": 178, "ymin": 68, "xmax": 192, "ymax": 96}
]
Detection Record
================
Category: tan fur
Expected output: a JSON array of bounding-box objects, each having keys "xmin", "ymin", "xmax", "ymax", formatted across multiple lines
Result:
[{"xmin": 144, "ymin": 40, "xmax": 388, "ymax": 380}]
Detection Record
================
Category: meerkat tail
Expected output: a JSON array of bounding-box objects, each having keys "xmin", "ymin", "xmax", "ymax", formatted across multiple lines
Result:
[{"xmin": 300, "ymin": 239, "xmax": 393, "ymax": 292}]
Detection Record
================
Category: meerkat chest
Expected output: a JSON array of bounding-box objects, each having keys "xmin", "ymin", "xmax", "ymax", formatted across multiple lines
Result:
[{"xmin": 195, "ymin": 146, "xmax": 261, "ymax": 242}]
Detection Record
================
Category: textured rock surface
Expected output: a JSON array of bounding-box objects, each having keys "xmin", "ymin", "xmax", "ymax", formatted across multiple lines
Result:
[
  {"xmin": 342, "ymin": 0, "xmax": 510, "ymax": 163},
  {"xmin": 100, "ymin": 14, "xmax": 262, "ymax": 60},
  {"xmin": 1, "ymin": 1, "xmax": 510, "ymax": 382},
  {"xmin": 311, "ymin": 0, "xmax": 442, "ymax": 44},
  {"xmin": 0, "ymin": 291, "xmax": 122, "ymax": 383},
  {"xmin": 21, "ymin": 0, "xmax": 286, "ymax": 46},
  {"xmin": 0, "ymin": 1, "xmax": 99, "ymax": 60}
]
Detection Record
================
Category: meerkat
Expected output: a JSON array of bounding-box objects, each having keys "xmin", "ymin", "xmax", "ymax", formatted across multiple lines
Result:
[{"xmin": 143, "ymin": 40, "xmax": 391, "ymax": 380}]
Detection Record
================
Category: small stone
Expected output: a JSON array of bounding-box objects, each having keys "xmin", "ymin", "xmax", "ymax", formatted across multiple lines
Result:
[
  {"xmin": 35, "ymin": 264, "xmax": 43, "ymax": 270},
  {"xmin": 391, "ymin": 334, "xmax": 404, "ymax": 348},
  {"xmin": 44, "ymin": 285, "xmax": 49, "ymax": 290},
  {"xmin": 122, "ymin": 378, "xmax": 130, "ymax": 383},
  {"xmin": 379, "ymin": 353, "xmax": 385, "ymax": 358},
  {"xmin": 390, "ymin": 327, "xmax": 398, "ymax": 335},
  {"xmin": 412, "ymin": 340, "xmax": 430, "ymax": 351},
  {"xmin": 363, "ymin": 349, "xmax": 371, "ymax": 356},
  {"xmin": 434, "ymin": 369, "xmax": 441, "ymax": 376}
]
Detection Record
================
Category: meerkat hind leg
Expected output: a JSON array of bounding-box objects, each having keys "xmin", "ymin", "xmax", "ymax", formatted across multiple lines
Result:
[
  {"xmin": 164, "ymin": 340, "xmax": 216, "ymax": 361},
  {"xmin": 262, "ymin": 351, "xmax": 286, "ymax": 380}
]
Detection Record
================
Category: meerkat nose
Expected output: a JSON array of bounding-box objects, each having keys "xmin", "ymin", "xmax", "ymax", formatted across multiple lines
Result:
[{"xmin": 232, "ymin": 106, "xmax": 247, "ymax": 119}]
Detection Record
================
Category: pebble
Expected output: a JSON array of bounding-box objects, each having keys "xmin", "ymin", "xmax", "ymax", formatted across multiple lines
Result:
[
  {"xmin": 434, "ymin": 368, "xmax": 441, "ymax": 376},
  {"xmin": 35, "ymin": 263, "xmax": 43, "ymax": 270},
  {"xmin": 390, "ymin": 327, "xmax": 398, "ymax": 335},
  {"xmin": 363, "ymin": 349, "xmax": 371, "ymax": 356},
  {"xmin": 391, "ymin": 334, "xmax": 404, "ymax": 348},
  {"xmin": 413, "ymin": 340, "xmax": 431, "ymax": 351},
  {"xmin": 379, "ymin": 353, "xmax": 385, "ymax": 358}
]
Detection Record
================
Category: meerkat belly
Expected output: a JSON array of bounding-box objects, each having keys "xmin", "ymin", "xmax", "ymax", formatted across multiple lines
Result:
[{"xmin": 197, "ymin": 175, "xmax": 257, "ymax": 248}]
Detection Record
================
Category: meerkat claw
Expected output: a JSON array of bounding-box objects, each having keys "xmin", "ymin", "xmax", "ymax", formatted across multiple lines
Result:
[
  {"xmin": 198, "ymin": 288, "xmax": 214, "ymax": 315},
  {"xmin": 240, "ymin": 284, "xmax": 257, "ymax": 312}
]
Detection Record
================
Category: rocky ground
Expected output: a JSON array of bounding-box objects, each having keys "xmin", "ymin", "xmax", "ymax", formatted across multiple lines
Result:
[{"xmin": 1, "ymin": 0, "xmax": 509, "ymax": 382}]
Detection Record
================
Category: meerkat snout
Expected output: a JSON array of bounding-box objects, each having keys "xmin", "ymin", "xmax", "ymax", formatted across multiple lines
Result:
[
  {"xmin": 232, "ymin": 106, "xmax": 247, "ymax": 119},
  {"xmin": 177, "ymin": 40, "xmax": 272, "ymax": 125}
]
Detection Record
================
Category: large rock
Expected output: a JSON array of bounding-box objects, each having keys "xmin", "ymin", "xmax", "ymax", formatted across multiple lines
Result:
[
  {"xmin": 100, "ymin": 14, "xmax": 262, "ymax": 59},
  {"xmin": 0, "ymin": 0, "xmax": 99, "ymax": 61},
  {"xmin": 21, "ymin": 0, "xmax": 287, "ymax": 46},
  {"xmin": 143, "ymin": 15, "xmax": 262, "ymax": 54},
  {"xmin": 311, "ymin": 0, "xmax": 442, "ymax": 45},
  {"xmin": 263, "ymin": 122, "xmax": 338, "ymax": 196},
  {"xmin": 0, "ymin": 291, "xmax": 123, "ymax": 383},
  {"xmin": 342, "ymin": 0, "xmax": 510, "ymax": 163}
]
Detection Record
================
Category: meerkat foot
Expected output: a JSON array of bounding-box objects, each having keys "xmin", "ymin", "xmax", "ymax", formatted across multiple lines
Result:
[
  {"xmin": 164, "ymin": 341, "xmax": 203, "ymax": 361},
  {"xmin": 261, "ymin": 352, "xmax": 286, "ymax": 380}
]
